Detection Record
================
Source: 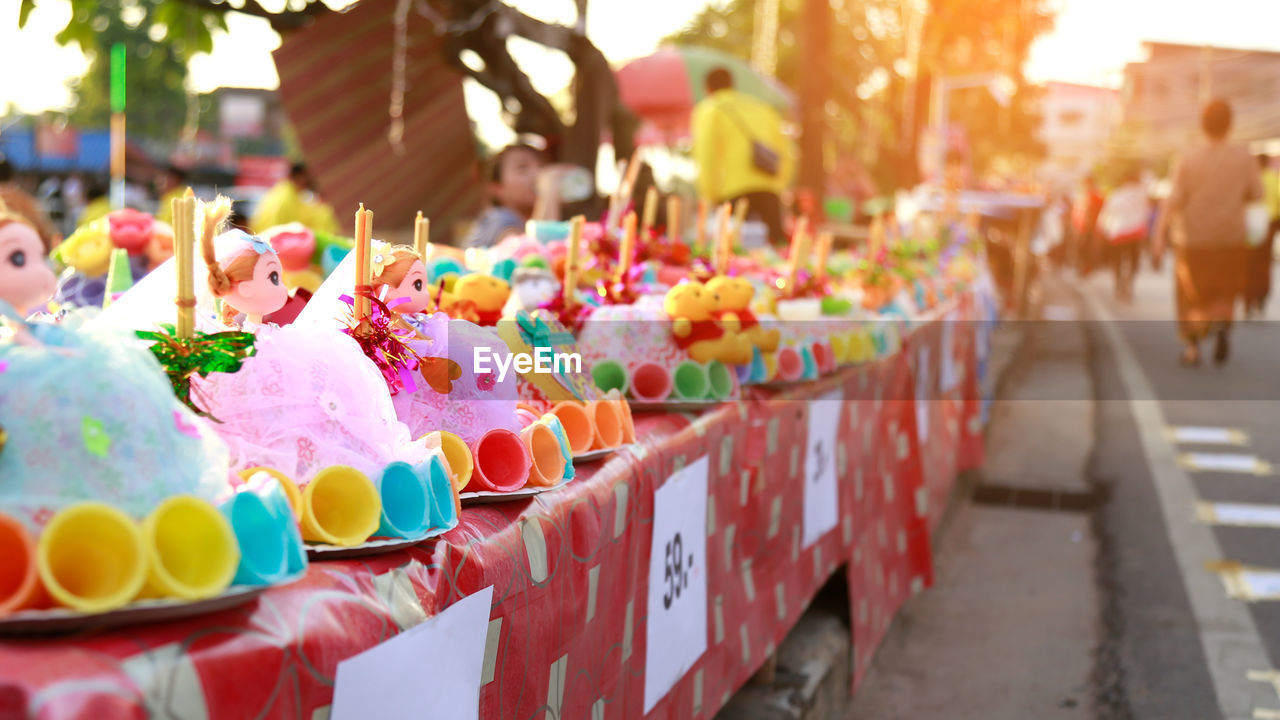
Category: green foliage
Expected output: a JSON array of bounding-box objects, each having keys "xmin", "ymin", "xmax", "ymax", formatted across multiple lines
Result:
[
  {"xmin": 665, "ymin": 0, "xmax": 1056, "ymax": 189},
  {"xmin": 21, "ymin": 0, "xmax": 229, "ymax": 141}
]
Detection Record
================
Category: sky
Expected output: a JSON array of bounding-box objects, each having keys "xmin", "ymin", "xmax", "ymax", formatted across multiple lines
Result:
[{"xmin": 7, "ymin": 0, "xmax": 1280, "ymax": 142}]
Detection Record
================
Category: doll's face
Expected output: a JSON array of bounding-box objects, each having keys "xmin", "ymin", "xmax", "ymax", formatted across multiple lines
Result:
[
  {"xmin": 385, "ymin": 260, "xmax": 433, "ymax": 314},
  {"xmin": 225, "ymin": 252, "xmax": 289, "ymax": 318},
  {"xmin": 0, "ymin": 221, "xmax": 56, "ymax": 314}
]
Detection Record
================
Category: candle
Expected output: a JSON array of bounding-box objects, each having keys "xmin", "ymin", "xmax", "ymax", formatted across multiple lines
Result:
[
  {"xmin": 564, "ymin": 215, "xmax": 585, "ymax": 307},
  {"xmin": 667, "ymin": 195, "xmax": 682, "ymax": 243},
  {"xmin": 695, "ymin": 198, "xmax": 707, "ymax": 253},
  {"xmin": 619, "ymin": 211, "xmax": 637, "ymax": 281},
  {"xmin": 815, "ymin": 231, "xmax": 833, "ymax": 282},
  {"xmin": 173, "ymin": 189, "xmax": 196, "ymax": 338},
  {"xmin": 354, "ymin": 204, "xmax": 373, "ymax": 322},
  {"xmin": 414, "ymin": 211, "xmax": 430, "ymax": 259},
  {"xmin": 786, "ymin": 217, "xmax": 811, "ymax": 296},
  {"xmin": 869, "ymin": 215, "xmax": 885, "ymax": 260},
  {"xmin": 715, "ymin": 203, "xmax": 732, "ymax": 275},
  {"xmin": 731, "ymin": 197, "xmax": 750, "ymax": 247},
  {"xmin": 640, "ymin": 186, "xmax": 658, "ymax": 241}
]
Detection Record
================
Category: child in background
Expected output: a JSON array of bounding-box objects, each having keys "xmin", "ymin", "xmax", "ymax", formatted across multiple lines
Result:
[{"xmin": 466, "ymin": 144, "xmax": 546, "ymax": 249}]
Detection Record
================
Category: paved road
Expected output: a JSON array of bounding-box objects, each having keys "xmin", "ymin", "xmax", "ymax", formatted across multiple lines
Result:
[{"xmin": 1081, "ymin": 262, "xmax": 1280, "ymax": 720}]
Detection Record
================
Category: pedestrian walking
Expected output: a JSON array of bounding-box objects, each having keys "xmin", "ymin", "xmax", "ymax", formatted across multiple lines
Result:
[
  {"xmin": 1245, "ymin": 154, "xmax": 1279, "ymax": 317},
  {"xmin": 1072, "ymin": 176, "xmax": 1104, "ymax": 275},
  {"xmin": 1098, "ymin": 169, "xmax": 1149, "ymax": 303},
  {"xmin": 692, "ymin": 67, "xmax": 793, "ymax": 244},
  {"xmin": 1154, "ymin": 99, "xmax": 1263, "ymax": 366}
]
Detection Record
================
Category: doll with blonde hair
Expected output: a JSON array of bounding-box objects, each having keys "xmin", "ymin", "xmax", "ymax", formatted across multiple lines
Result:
[{"xmin": 197, "ymin": 197, "xmax": 289, "ymax": 328}]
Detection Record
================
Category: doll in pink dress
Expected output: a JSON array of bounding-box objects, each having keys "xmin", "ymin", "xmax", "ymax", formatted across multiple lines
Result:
[{"xmin": 189, "ymin": 199, "xmax": 430, "ymax": 482}]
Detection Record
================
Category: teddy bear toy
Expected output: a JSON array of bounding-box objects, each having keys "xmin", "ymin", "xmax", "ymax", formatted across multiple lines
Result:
[
  {"xmin": 704, "ymin": 275, "xmax": 780, "ymax": 353},
  {"xmin": 443, "ymin": 274, "xmax": 511, "ymax": 326},
  {"xmin": 663, "ymin": 281, "xmax": 753, "ymax": 365}
]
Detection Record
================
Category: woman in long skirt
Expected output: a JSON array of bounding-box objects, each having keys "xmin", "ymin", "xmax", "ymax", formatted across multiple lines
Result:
[{"xmin": 1154, "ymin": 99, "xmax": 1263, "ymax": 366}]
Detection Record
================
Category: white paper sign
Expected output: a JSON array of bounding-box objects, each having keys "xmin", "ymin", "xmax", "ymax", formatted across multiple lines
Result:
[
  {"xmin": 644, "ymin": 456, "xmax": 709, "ymax": 713},
  {"xmin": 1180, "ymin": 452, "xmax": 1265, "ymax": 474},
  {"xmin": 1170, "ymin": 426, "xmax": 1245, "ymax": 446},
  {"xmin": 1206, "ymin": 503, "xmax": 1280, "ymax": 528},
  {"xmin": 333, "ymin": 585, "xmax": 494, "ymax": 720},
  {"xmin": 914, "ymin": 347, "xmax": 931, "ymax": 443},
  {"xmin": 804, "ymin": 389, "xmax": 844, "ymax": 548}
]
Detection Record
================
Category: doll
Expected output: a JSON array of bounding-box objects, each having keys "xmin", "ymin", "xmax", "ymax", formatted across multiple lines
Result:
[
  {"xmin": 1, "ymin": 203, "xmax": 230, "ymax": 529},
  {"xmin": 187, "ymin": 199, "xmax": 429, "ymax": 482},
  {"xmin": 299, "ymin": 246, "xmax": 523, "ymax": 444},
  {"xmin": 0, "ymin": 206, "xmax": 57, "ymax": 347}
]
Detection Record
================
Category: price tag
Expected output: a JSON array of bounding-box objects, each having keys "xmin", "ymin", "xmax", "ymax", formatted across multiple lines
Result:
[
  {"xmin": 644, "ymin": 456, "xmax": 709, "ymax": 713},
  {"xmin": 803, "ymin": 389, "xmax": 843, "ymax": 548},
  {"xmin": 332, "ymin": 586, "xmax": 494, "ymax": 720},
  {"xmin": 915, "ymin": 346, "xmax": 931, "ymax": 443}
]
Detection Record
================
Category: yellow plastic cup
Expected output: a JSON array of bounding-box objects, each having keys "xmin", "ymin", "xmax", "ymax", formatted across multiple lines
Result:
[
  {"xmin": 299, "ymin": 466, "xmax": 381, "ymax": 547},
  {"xmin": 37, "ymin": 503, "xmax": 147, "ymax": 613},
  {"xmin": 142, "ymin": 496, "xmax": 241, "ymax": 600},
  {"xmin": 762, "ymin": 351, "xmax": 779, "ymax": 382},
  {"xmin": 424, "ymin": 431, "xmax": 474, "ymax": 493},
  {"xmin": 239, "ymin": 467, "xmax": 303, "ymax": 520}
]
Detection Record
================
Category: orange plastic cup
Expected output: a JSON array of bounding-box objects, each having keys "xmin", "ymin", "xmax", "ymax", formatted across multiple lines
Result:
[
  {"xmin": 523, "ymin": 422, "xmax": 567, "ymax": 487},
  {"xmin": 551, "ymin": 401, "xmax": 595, "ymax": 455},
  {"xmin": 588, "ymin": 400, "xmax": 625, "ymax": 450},
  {"xmin": 0, "ymin": 513, "xmax": 42, "ymax": 616}
]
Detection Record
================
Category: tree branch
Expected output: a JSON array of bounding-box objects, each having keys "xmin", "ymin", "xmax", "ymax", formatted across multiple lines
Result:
[{"xmin": 177, "ymin": 0, "xmax": 333, "ymax": 33}]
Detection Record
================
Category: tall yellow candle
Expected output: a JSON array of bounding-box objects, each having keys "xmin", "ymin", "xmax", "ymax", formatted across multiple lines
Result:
[
  {"xmin": 619, "ymin": 211, "xmax": 637, "ymax": 281},
  {"xmin": 730, "ymin": 197, "xmax": 750, "ymax": 247},
  {"xmin": 715, "ymin": 203, "xmax": 732, "ymax": 275},
  {"xmin": 413, "ymin": 211, "xmax": 430, "ymax": 260},
  {"xmin": 695, "ymin": 198, "xmax": 707, "ymax": 252},
  {"xmin": 564, "ymin": 215, "xmax": 585, "ymax": 307},
  {"xmin": 354, "ymin": 204, "xmax": 373, "ymax": 322},
  {"xmin": 786, "ymin": 217, "xmax": 811, "ymax": 296},
  {"xmin": 869, "ymin": 215, "xmax": 885, "ymax": 260},
  {"xmin": 640, "ymin": 186, "xmax": 659, "ymax": 241},
  {"xmin": 667, "ymin": 195, "xmax": 682, "ymax": 243},
  {"xmin": 173, "ymin": 189, "xmax": 196, "ymax": 338},
  {"xmin": 815, "ymin": 231, "xmax": 833, "ymax": 282}
]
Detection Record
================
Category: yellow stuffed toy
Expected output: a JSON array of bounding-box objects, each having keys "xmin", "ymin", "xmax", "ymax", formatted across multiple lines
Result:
[
  {"xmin": 663, "ymin": 281, "xmax": 753, "ymax": 365},
  {"xmin": 442, "ymin": 274, "xmax": 510, "ymax": 326},
  {"xmin": 704, "ymin": 275, "xmax": 781, "ymax": 354}
]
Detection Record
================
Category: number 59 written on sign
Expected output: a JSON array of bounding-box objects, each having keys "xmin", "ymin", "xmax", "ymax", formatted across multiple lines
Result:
[{"xmin": 663, "ymin": 532, "xmax": 693, "ymax": 609}]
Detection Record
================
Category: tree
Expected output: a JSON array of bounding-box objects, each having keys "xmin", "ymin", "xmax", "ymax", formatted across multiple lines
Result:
[
  {"xmin": 22, "ymin": 0, "xmax": 635, "ymax": 175},
  {"xmin": 666, "ymin": 0, "xmax": 1055, "ymax": 190}
]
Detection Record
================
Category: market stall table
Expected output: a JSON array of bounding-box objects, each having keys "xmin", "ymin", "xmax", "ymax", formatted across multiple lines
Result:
[{"xmin": 0, "ymin": 300, "xmax": 986, "ymax": 720}]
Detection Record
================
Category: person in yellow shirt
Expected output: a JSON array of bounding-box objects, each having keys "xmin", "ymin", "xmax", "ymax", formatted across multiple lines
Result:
[
  {"xmin": 153, "ymin": 166, "xmax": 187, "ymax": 226},
  {"xmin": 692, "ymin": 67, "xmax": 794, "ymax": 244},
  {"xmin": 251, "ymin": 163, "xmax": 339, "ymax": 235}
]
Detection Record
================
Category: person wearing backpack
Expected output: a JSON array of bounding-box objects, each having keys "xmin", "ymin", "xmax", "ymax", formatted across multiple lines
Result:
[{"xmin": 692, "ymin": 68, "xmax": 794, "ymax": 245}]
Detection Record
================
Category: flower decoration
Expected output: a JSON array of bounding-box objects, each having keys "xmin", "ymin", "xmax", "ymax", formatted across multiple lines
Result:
[
  {"xmin": 136, "ymin": 325, "xmax": 257, "ymax": 419},
  {"xmin": 340, "ymin": 289, "xmax": 421, "ymax": 395},
  {"xmin": 370, "ymin": 240, "xmax": 394, "ymax": 279},
  {"xmin": 247, "ymin": 234, "xmax": 276, "ymax": 255},
  {"xmin": 475, "ymin": 371, "xmax": 497, "ymax": 392},
  {"xmin": 317, "ymin": 390, "xmax": 346, "ymax": 421}
]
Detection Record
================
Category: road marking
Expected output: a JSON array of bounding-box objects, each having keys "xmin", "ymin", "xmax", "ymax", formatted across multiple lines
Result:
[
  {"xmin": 1211, "ymin": 562, "xmax": 1280, "ymax": 602},
  {"xmin": 1197, "ymin": 502, "xmax": 1280, "ymax": 529},
  {"xmin": 1168, "ymin": 426, "xmax": 1250, "ymax": 446},
  {"xmin": 1083, "ymin": 286, "xmax": 1276, "ymax": 719},
  {"xmin": 1248, "ymin": 670, "xmax": 1280, "ymax": 719},
  {"xmin": 1179, "ymin": 452, "xmax": 1274, "ymax": 475}
]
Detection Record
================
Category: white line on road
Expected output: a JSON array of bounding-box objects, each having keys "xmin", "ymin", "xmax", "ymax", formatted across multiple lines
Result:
[
  {"xmin": 1198, "ymin": 502, "xmax": 1280, "ymax": 529},
  {"xmin": 1083, "ymin": 286, "xmax": 1276, "ymax": 719},
  {"xmin": 1169, "ymin": 426, "xmax": 1251, "ymax": 446}
]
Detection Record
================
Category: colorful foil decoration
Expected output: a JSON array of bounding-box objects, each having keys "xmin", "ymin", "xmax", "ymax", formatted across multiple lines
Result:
[{"xmin": 136, "ymin": 325, "xmax": 257, "ymax": 418}]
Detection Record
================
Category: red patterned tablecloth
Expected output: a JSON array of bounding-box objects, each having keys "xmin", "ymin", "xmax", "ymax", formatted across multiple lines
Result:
[{"xmin": 0, "ymin": 306, "xmax": 983, "ymax": 720}]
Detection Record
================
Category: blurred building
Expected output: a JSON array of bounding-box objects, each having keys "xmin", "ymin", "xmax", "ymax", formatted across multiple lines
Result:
[
  {"xmin": 1122, "ymin": 42, "xmax": 1280, "ymax": 156},
  {"xmin": 1036, "ymin": 82, "xmax": 1119, "ymax": 194}
]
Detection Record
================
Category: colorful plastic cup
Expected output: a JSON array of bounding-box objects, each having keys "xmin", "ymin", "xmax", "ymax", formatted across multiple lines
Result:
[
  {"xmin": 221, "ymin": 487, "xmax": 298, "ymax": 586},
  {"xmin": 705, "ymin": 360, "xmax": 735, "ymax": 400},
  {"xmin": 591, "ymin": 359, "xmax": 629, "ymax": 395},
  {"xmin": 419, "ymin": 454, "xmax": 459, "ymax": 529},
  {"xmin": 299, "ymin": 466, "xmax": 381, "ymax": 547},
  {"xmin": 801, "ymin": 345, "xmax": 818, "ymax": 379},
  {"xmin": 544, "ymin": 415, "xmax": 576, "ymax": 480},
  {"xmin": 37, "ymin": 503, "xmax": 147, "ymax": 613},
  {"xmin": 588, "ymin": 400, "xmax": 625, "ymax": 450},
  {"xmin": 523, "ymin": 421, "xmax": 567, "ymax": 487},
  {"xmin": 424, "ymin": 431, "xmax": 474, "ymax": 493},
  {"xmin": 551, "ymin": 401, "xmax": 595, "ymax": 455},
  {"xmin": 469, "ymin": 428, "xmax": 533, "ymax": 492},
  {"xmin": 776, "ymin": 346, "xmax": 804, "ymax": 382},
  {"xmin": 239, "ymin": 467, "xmax": 302, "ymax": 520},
  {"xmin": 603, "ymin": 389, "xmax": 637, "ymax": 444},
  {"xmin": 671, "ymin": 360, "xmax": 710, "ymax": 401},
  {"xmin": 375, "ymin": 462, "xmax": 431, "ymax": 539},
  {"xmin": 628, "ymin": 362, "xmax": 673, "ymax": 403},
  {"xmin": 142, "ymin": 496, "xmax": 240, "ymax": 600},
  {"xmin": 0, "ymin": 513, "xmax": 42, "ymax": 616}
]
